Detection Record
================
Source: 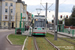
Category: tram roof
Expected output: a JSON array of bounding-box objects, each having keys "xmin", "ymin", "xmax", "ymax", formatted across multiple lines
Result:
[{"xmin": 34, "ymin": 15, "xmax": 45, "ymax": 17}]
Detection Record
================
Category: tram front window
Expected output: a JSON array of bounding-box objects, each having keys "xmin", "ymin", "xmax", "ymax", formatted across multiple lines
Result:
[{"xmin": 34, "ymin": 19, "xmax": 45, "ymax": 27}]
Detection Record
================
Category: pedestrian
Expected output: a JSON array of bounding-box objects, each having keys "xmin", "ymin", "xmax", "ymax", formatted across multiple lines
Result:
[
  {"xmin": 25, "ymin": 25, "xmax": 26, "ymax": 31},
  {"xmin": 68, "ymin": 27, "xmax": 70, "ymax": 34}
]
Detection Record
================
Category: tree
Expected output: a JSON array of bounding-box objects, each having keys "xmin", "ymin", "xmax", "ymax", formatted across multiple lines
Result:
[
  {"xmin": 70, "ymin": 6, "xmax": 75, "ymax": 26},
  {"xmin": 65, "ymin": 18, "xmax": 71, "ymax": 26}
]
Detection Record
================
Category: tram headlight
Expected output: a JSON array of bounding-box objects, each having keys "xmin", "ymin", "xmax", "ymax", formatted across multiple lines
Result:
[
  {"xmin": 36, "ymin": 19, "xmax": 38, "ymax": 21},
  {"xmin": 35, "ymin": 28, "xmax": 37, "ymax": 29},
  {"xmin": 42, "ymin": 28, "xmax": 44, "ymax": 30}
]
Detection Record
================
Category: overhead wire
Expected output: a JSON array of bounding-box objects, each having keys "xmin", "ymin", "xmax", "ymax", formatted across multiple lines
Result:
[
  {"xmin": 59, "ymin": 0, "xmax": 67, "ymax": 5},
  {"xmin": 49, "ymin": 0, "xmax": 67, "ymax": 11}
]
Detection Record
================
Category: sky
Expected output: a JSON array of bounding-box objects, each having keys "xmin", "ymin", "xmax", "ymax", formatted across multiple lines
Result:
[{"xmin": 22, "ymin": 0, "xmax": 75, "ymax": 22}]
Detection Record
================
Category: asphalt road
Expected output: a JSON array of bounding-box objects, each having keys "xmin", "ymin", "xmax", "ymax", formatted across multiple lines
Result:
[{"xmin": 0, "ymin": 29, "xmax": 22, "ymax": 50}]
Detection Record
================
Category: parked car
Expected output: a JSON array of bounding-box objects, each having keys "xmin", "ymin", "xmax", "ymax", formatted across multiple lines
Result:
[{"xmin": 16, "ymin": 29, "xmax": 21, "ymax": 34}]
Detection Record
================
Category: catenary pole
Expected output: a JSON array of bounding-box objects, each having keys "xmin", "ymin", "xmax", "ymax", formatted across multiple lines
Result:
[
  {"xmin": 54, "ymin": 0, "xmax": 59, "ymax": 40},
  {"xmin": 46, "ymin": 3, "xmax": 47, "ymax": 19},
  {"xmin": 45, "ymin": 3, "xmax": 48, "ymax": 33}
]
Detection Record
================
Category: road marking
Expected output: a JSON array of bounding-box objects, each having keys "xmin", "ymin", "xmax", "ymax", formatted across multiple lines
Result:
[{"xmin": 22, "ymin": 36, "xmax": 28, "ymax": 50}]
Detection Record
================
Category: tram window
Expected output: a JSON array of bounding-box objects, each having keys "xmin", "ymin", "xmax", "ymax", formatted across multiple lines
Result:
[
  {"xmin": 34, "ymin": 19, "xmax": 45, "ymax": 27},
  {"xmin": 35, "ymin": 19, "xmax": 38, "ymax": 21}
]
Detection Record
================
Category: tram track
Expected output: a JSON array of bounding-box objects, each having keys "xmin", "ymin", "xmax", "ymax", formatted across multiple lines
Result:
[
  {"xmin": 44, "ymin": 37, "xmax": 60, "ymax": 50},
  {"xmin": 59, "ymin": 38, "xmax": 75, "ymax": 45},
  {"xmin": 33, "ymin": 37, "xmax": 39, "ymax": 50},
  {"xmin": 33, "ymin": 36, "xmax": 60, "ymax": 50},
  {"xmin": 49, "ymin": 31, "xmax": 75, "ymax": 45}
]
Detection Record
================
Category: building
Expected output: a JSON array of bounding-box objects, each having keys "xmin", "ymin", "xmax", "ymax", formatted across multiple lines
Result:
[
  {"xmin": 27, "ymin": 12, "xmax": 32, "ymax": 22},
  {"xmin": 16, "ymin": 0, "xmax": 27, "ymax": 28},
  {"xmin": 25, "ymin": 11, "xmax": 33, "ymax": 27},
  {"xmin": 0, "ymin": 0, "xmax": 16, "ymax": 28},
  {"xmin": 0, "ymin": 0, "xmax": 27, "ymax": 28},
  {"xmin": 0, "ymin": 0, "xmax": 2, "ymax": 28}
]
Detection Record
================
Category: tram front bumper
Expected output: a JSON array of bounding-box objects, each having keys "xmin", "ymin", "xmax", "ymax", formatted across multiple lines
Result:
[{"xmin": 32, "ymin": 32, "xmax": 45, "ymax": 35}]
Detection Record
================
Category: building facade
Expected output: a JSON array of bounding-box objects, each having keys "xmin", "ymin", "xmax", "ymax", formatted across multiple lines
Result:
[
  {"xmin": 0, "ymin": 0, "xmax": 16, "ymax": 28},
  {"xmin": 0, "ymin": 0, "xmax": 27, "ymax": 28},
  {"xmin": 16, "ymin": 0, "xmax": 27, "ymax": 28},
  {"xmin": 27, "ymin": 12, "xmax": 32, "ymax": 22},
  {"xmin": 0, "ymin": 1, "xmax": 2, "ymax": 28}
]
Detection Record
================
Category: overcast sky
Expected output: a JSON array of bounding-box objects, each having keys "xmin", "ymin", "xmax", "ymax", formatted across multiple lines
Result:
[{"xmin": 23, "ymin": 0, "xmax": 75, "ymax": 21}]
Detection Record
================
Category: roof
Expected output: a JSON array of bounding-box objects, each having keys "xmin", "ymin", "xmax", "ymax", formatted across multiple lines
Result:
[
  {"xmin": 16, "ymin": 0, "xmax": 27, "ymax": 6},
  {"xmin": 16, "ymin": 0, "xmax": 22, "ymax": 3}
]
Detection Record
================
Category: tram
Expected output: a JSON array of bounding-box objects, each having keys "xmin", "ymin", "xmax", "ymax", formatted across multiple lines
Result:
[{"xmin": 31, "ymin": 15, "xmax": 47, "ymax": 36}]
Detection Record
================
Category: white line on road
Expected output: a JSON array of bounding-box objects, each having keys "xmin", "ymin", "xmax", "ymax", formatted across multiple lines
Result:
[{"xmin": 22, "ymin": 36, "xmax": 28, "ymax": 50}]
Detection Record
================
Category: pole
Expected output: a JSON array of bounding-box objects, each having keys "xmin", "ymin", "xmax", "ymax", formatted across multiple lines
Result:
[
  {"xmin": 16, "ymin": 13, "xmax": 17, "ymax": 28},
  {"xmin": 63, "ymin": 16, "xmax": 65, "ymax": 32},
  {"xmin": 45, "ymin": 3, "xmax": 48, "ymax": 32},
  {"xmin": 8, "ymin": 6, "xmax": 11, "ymax": 29},
  {"xmin": 54, "ymin": 0, "xmax": 59, "ymax": 40},
  {"xmin": 0, "ymin": 21, "xmax": 1, "ymax": 29},
  {"xmin": 38, "ymin": 13, "xmax": 40, "ymax": 16},
  {"xmin": 46, "ymin": 3, "xmax": 47, "ymax": 19},
  {"xmin": 62, "ymin": 16, "xmax": 65, "ymax": 25},
  {"xmin": 20, "ymin": 13, "xmax": 22, "ymax": 28}
]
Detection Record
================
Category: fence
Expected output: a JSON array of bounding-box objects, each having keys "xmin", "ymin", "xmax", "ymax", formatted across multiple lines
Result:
[
  {"xmin": 15, "ymin": 21, "xmax": 31, "ymax": 34},
  {"xmin": 58, "ymin": 28, "xmax": 75, "ymax": 36}
]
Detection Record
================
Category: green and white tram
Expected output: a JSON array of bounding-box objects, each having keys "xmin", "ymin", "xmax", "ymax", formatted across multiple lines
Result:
[{"xmin": 32, "ymin": 15, "xmax": 47, "ymax": 36}]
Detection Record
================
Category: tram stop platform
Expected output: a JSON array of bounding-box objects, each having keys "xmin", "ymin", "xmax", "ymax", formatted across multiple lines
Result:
[
  {"xmin": 49, "ymin": 30, "xmax": 75, "ymax": 38},
  {"xmin": 58, "ymin": 32, "xmax": 75, "ymax": 38}
]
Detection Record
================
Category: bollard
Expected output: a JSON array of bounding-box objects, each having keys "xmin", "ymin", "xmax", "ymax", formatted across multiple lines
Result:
[{"xmin": 72, "ymin": 30, "xmax": 74, "ymax": 37}]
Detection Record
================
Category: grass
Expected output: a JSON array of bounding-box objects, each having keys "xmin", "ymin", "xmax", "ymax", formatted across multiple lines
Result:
[
  {"xmin": 46, "ymin": 33, "xmax": 75, "ymax": 50},
  {"xmin": 46, "ymin": 32, "xmax": 54, "ymax": 37},
  {"xmin": 24, "ymin": 37, "xmax": 35, "ymax": 50},
  {"xmin": 62, "ymin": 38, "xmax": 75, "ymax": 43},
  {"xmin": 36, "ymin": 37, "xmax": 56, "ymax": 50},
  {"xmin": 8, "ymin": 34, "xmax": 27, "ymax": 45}
]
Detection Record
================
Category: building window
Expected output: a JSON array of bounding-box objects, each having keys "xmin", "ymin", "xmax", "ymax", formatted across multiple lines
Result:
[
  {"xmin": 5, "ymin": 2, "xmax": 8, "ymax": 6},
  {"xmin": 11, "ymin": 9, "xmax": 13, "ymax": 13},
  {"xmin": 4, "ymin": 22, "xmax": 6, "ymax": 26},
  {"xmin": 5, "ymin": 9, "xmax": 8, "ymax": 13},
  {"xmin": 5, "ymin": 15, "xmax": 7, "ymax": 19},
  {"xmin": 10, "ymin": 3, "xmax": 13, "ymax": 6}
]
